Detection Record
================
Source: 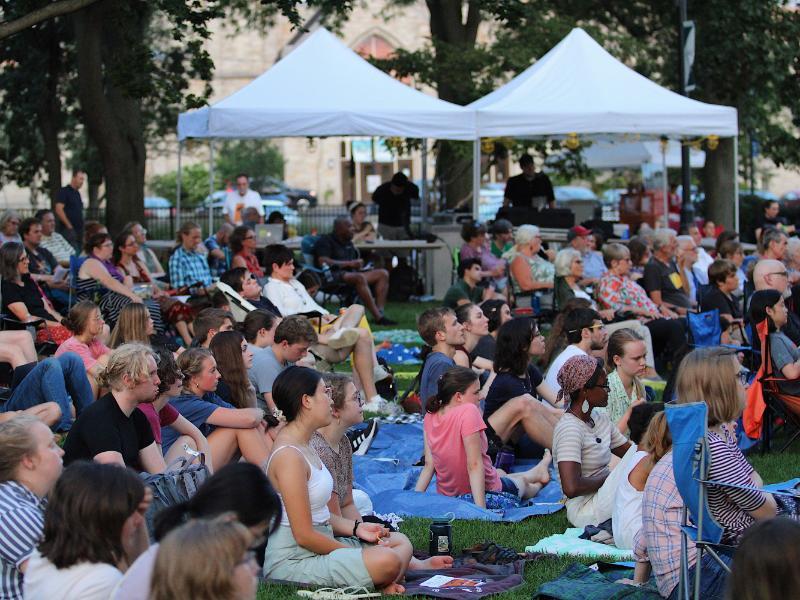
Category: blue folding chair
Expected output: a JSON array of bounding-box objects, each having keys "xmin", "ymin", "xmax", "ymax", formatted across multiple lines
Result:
[
  {"xmin": 686, "ymin": 309, "xmax": 752, "ymax": 368},
  {"xmin": 666, "ymin": 402, "xmax": 799, "ymax": 600}
]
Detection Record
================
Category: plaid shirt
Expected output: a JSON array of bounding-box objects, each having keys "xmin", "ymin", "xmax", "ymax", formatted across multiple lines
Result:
[
  {"xmin": 634, "ymin": 451, "xmax": 696, "ymax": 597},
  {"xmin": 168, "ymin": 246, "xmax": 212, "ymax": 289}
]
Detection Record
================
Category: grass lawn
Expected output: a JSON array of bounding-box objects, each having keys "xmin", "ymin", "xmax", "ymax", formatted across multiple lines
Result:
[{"xmin": 258, "ymin": 301, "xmax": 800, "ymax": 599}]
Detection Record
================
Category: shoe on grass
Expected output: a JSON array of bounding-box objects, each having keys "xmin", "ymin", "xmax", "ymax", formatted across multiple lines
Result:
[
  {"xmin": 347, "ymin": 419, "xmax": 379, "ymax": 456},
  {"xmin": 362, "ymin": 395, "xmax": 400, "ymax": 416},
  {"xmin": 375, "ymin": 315, "xmax": 397, "ymax": 326},
  {"xmin": 327, "ymin": 327, "xmax": 360, "ymax": 349}
]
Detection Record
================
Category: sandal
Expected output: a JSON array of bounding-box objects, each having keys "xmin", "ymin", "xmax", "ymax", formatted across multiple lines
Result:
[
  {"xmin": 462, "ymin": 541, "xmax": 521, "ymax": 565},
  {"xmin": 297, "ymin": 586, "xmax": 381, "ymax": 599}
]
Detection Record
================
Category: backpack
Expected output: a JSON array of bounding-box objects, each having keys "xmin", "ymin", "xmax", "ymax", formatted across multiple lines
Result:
[{"xmin": 388, "ymin": 261, "xmax": 423, "ymax": 301}]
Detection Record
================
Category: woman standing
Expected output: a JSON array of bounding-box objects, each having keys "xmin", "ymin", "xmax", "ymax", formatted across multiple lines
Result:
[
  {"xmin": 230, "ymin": 226, "xmax": 265, "ymax": 281},
  {"xmin": 264, "ymin": 366, "xmax": 412, "ymax": 594},
  {"xmin": 551, "ymin": 354, "xmax": 632, "ymax": 527}
]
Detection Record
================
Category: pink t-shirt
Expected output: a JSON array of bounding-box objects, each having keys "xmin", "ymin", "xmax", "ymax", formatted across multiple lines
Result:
[
  {"xmin": 55, "ymin": 336, "xmax": 110, "ymax": 370},
  {"xmin": 137, "ymin": 403, "xmax": 180, "ymax": 444},
  {"xmin": 423, "ymin": 402, "xmax": 501, "ymax": 496}
]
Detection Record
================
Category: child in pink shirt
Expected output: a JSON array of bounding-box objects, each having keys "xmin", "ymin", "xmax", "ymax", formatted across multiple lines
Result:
[
  {"xmin": 415, "ymin": 366, "xmax": 551, "ymax": 508},
  {"xmin": 55, "ymin": 301, "xmax": 111, "ymax": 398}
]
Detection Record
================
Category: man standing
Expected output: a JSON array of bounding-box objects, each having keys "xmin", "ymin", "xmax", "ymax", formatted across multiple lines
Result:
[
  {"xmin": 315, "ymin": 216, "xmax": 395, "ymax": 325},
  {"xmin": 371, "ymin": 172, "xmax": 419, "ymax": 241},
  {"xmin": 503, "ymin": 154, "xmax": 555, "ymax": 210},
  {"xmin": 35, "ymin": 209, "xmax": 75, "ymax": 267},
  {"xmin": 642, "ymin": 229, "xmax": 692, "ymax": 316},
  {"xmin": 223, "ymin": 173, "xmax": 263, "ymax": 226},
  {"xmin": 54, "ymin": 169, "xmax": 85, "ymax": 249}
]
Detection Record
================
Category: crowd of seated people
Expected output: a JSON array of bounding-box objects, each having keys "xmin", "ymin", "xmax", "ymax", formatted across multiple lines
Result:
[{"xmin": 4, "ymin": 204, "xmax": 800, "ymax": 599}]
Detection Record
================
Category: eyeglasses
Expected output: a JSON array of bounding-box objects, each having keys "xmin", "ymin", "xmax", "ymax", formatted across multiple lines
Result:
[
  {"xmin": 737, "ymin": 370, "xmax": 750, "ymax": 386},
  {"xmin": 595, "ymin": 383, "xmax": 611, "ymax": 392},
  {"xmin": 768, "ymin": 271, "xmax": 789, "ymax": 277},
  {"xmin": 324, "ymin": 385, "xmax": 333, "ymax": 399},
  {"xmin": 244, "ymin": 235, "xmax": 256, "ymax": 240},
  {"xmin": 352, "ymin": 390, "xmax": 364, "ymax": 407},
  {"xmin": 17, "ymin": 255, "xmax": 29, "ymax": 263},
  {"xmin": 588, "ymin": 323, "xmax": 605, "ymax": 331}
]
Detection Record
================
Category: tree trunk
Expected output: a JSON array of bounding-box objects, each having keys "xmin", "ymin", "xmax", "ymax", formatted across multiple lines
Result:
[
  {"xmin": 73, "ymin": 1, "xmax": 146, "ymax": 234},
  {"xmin": 38, "ymin": 26, "xmax": 63, "ymax": 208},
  {"xmin": 426, "ymin": 0, "xmax": 482, "ymax": 209},
  {"xmin": 701, "ymin": 136, "xmax": 736, "ymax": 231}
]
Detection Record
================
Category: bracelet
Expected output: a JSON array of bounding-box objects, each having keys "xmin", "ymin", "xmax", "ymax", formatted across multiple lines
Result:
[{"xmin": 352, "ymin": 520, "xmax": 361, "ymax": 537}]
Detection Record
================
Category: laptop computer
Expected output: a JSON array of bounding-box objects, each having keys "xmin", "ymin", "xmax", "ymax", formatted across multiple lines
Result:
[{"xmin": 255, "ymin": 224, "xmax": 284, "ymax": 245}]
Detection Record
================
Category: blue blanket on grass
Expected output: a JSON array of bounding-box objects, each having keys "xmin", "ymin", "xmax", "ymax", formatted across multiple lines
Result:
[{"xmin": 354, "ymin": 422, "xmax": 564, "ymax": 522}]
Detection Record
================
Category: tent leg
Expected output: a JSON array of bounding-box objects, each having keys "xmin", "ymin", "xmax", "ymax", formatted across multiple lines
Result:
[
  {"xmin": 420, "ymin": 138, "xmax": 428, "ymax": 231},
  {"xmin": 208, "ymin": 140, "xmax": 215, "ymax": 237},
  {"xmin": 662, "ymin": 143, "xmax": 668, "ymax": 228},
  {"xmin": 176, "ymin": 141, "xmax": 183, "ymax": 230},
  {"xmin": 734, "ymin": 135, "xmax": 739, "ymax": 231},
  {"xmin": 472, "ymin": 139, "xmax": 480, "ymax": 221}
]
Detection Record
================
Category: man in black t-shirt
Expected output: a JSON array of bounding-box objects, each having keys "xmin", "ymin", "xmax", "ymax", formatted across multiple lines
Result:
[
  {"xmin": 371, "ymin": 172, "xmax": 419, "ymax": 240},
  {"xmin": 503, "ymin": 154, "xmax": 555, "ymax": 210},
  {"xmin": 642, "ymin": 229, "xmax": 691, "ymax": 316},
  {"xmin": 55, "ymin": 168, "xmax": 85, "ymax": 249},
  {"xmin": 314, "ymin": 216, "xmax": 395, "ymax": 325},
  {"xmin": 63, "ymin": 343, "xmax": 166, "ymax": 473}
]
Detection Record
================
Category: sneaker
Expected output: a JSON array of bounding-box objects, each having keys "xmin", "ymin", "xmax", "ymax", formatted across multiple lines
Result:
[
  {"xmin": 297, "ymin": 587, "xmax": 381, "ymax": 599},
  {"xmin": 347, "ymin": 419, "xmax": 380, "ymax": 456},
  {"xmin": 373, "ymin": 363, "xmax": 392, "ymax": 383},
  {"xmin": 375, "ymin": 315, "xmax": 397, "ymax": 326},
  {"xmin": 362, "ymin": 395, "xmax": 400, "ymax": 416},
  {"xmin": 327, "ymin": 327, "xmax": 360, "ymax": 349}
]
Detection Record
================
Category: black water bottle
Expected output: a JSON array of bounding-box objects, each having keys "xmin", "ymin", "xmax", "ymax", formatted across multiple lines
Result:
[{"xmin": 429, "ymin": 517, "xmax": 452, "ymax": 556}]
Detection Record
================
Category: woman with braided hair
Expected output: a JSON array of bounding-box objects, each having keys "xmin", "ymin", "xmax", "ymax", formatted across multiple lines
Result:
[{"xmin": 551, "ymin": 354, "xmax": 633, "ymax": 527}]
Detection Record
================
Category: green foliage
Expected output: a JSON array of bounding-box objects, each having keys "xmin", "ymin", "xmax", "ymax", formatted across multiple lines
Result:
[
  {"xmin": 215, "ymin": 140, "xmax": 285, "ymax": 186},
  {"xmin": 149, "ymin": 164, "xmax": 214, "ymax": 207}
]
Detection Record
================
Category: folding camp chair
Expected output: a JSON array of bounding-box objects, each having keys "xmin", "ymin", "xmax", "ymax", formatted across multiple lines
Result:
[
  {"xmin": 757, "ymin": 329, "xmax": 800, "ymax": 453},
  {"xmin": 215, "ymin": 281, "xmax": 258, "ymax": 323},
  {"xmin": 665, "ymin": 402, "xmax": 799, "ymax": 600},
  {"xmin": 686, "ymin": 309, "xmax": 752, "ymax": 367}
]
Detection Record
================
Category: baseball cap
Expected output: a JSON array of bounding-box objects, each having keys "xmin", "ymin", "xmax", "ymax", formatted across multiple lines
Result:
[{"xmin": 567, "ymin": 225, "xmax": 592, "ymax": 241}]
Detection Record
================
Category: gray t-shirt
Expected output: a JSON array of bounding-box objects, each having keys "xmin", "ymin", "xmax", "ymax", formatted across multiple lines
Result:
[
  {"xmin": 769, "ymin": 331, "xmax": 800, "ymax": 395},
  {"xmin": 419, "ymin": 352, "xmax": 456, "ymax": 410},
  {"xmin": 248, "ymin": 345, "xmax": 288, "ymax": 396}
]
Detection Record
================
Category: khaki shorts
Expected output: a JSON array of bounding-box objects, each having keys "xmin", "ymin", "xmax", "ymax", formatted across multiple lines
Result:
[{"xmin": 263, "ymin": 523, "xmax": 373, "ymax": 589}]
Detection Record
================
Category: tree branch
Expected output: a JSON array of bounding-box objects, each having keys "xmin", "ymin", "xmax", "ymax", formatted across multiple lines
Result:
[{"xmin": 0, "ymin": 0, "xmax": 102, "ymax": 40}]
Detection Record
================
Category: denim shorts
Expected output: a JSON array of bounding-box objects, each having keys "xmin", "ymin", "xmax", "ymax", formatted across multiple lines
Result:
[{"xmin": 500, "ymin": 476, "xmax": 520, "ymax": 498}]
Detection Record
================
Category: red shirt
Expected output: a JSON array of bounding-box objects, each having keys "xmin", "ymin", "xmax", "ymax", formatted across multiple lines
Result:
[{"xmin": 137, "ymin": 403, "xmax": 180, "ymax": 445}]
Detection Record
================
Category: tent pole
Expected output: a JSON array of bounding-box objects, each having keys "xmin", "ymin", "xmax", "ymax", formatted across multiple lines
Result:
[
  {"xmin": 662, "ymin": 143, "xmax": 668, "ymax": 228},
  {"xmin": 472, "ymin": 138, "xmax": 480, "ymax": 221},
  {"xmin": 176, "ymin": 141, "xmax": 183, "ymax": 230},
  {"xmin": 420, "ymin": 139, "xmax": 428, "ymax": 232},
  {"xmin": 208, "ymin": 140, "xmax": 215, "ymax": 237},
  {"xmin": 734, "ymin": 134, "xmax": 739, "ymax": 231}
]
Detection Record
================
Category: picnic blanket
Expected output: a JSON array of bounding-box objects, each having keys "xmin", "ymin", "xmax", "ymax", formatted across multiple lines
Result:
[
  {"xmin": 526, "ymin": 528, "xmax": 635, "ymax": 561},
  {"xmin": 354, "ymin": 422, "xmax": 564, "ymax": 522},
  {"xmin": 372, "ymin": 329, "xmax": 424, "ymax": 345},
  {"xmin": 535, "ymin": 563, "xmax": 661, "ymax": 600},
  {"xmin": 402, "ymin": 560, "xmax": 527, "ymax": 599},
  {"xmin": 376, "ymin": 343, "xmax": 422, "ymax": 365}
]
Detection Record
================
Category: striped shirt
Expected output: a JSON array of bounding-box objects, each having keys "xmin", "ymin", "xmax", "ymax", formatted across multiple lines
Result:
[
  {"xmin": 634, "ymin": 451, "xmax": 695, "ymax": 597},
  {"xmin": 707, "ymin": 426, "xmax": 765, "ymax": 543},
  {"xmin": 39, "ymin": 233, "xmax": 75, "ymax": 264},
  {"xmin": 168, "ymin": 246, "xmax": 212, "ymax": 289},
  {"xmin": 0, "ymin": 481, "xmax": 46, "ymax": 600}
]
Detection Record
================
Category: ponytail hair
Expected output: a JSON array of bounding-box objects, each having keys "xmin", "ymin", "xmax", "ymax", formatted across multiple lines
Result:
[{"xmin": 426, "ymin": 366, "xmax": 478, "ymax": 413}]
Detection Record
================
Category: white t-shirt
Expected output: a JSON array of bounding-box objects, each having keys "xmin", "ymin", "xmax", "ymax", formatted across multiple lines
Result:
[
  {"xmin": 544, "ymin": 345, "xmax": 587, "ymax": 397},
  {"xmin": 692, "ymin": 248, "xmax": 714, "ymax": 286},
  {"xmin": 612, "ymin": 449, "xmax": 649, "ymax": 550},
  {"xmin": 263, "ymin": 277, "xmax": 328, "ymax": 317},
  {"xmin": 24, "ymin": 549, "xmax": 122, "ymax": 600},
  {"xmin": 222, "ymin": 189, "xmax": 263, "ymax": 224},
  {"xmin": 111, "ymin": 544, "xmax": 158, "ymax": 600}
]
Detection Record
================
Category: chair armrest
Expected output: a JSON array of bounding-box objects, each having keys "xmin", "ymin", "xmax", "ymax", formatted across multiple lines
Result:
[{"xmin": 1, "ymin": 315, "xmax": 44, "ymax": 330}]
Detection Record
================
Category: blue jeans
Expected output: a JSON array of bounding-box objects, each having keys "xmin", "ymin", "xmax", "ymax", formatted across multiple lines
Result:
[
  {"xmin": 668, "ymin": 547, "xmax": 733, "ymax": 600},
  {"xmin": 3, "ymin": 353, "xmax": 93, "ymax": 431}
]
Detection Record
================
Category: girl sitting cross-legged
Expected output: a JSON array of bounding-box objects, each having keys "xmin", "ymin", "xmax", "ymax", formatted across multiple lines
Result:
[
  {"xmin": 264, "ymin": 366, "xmax": 412, "ymax": 594},
  {"xmin": 415, "ymin": 366, "xmax": 552, "ymax": 509}
]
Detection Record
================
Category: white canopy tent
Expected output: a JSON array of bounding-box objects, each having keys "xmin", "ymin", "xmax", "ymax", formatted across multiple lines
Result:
[
  {"xmin": 468, "ymin": 28, "xmax": 739, "ymax": 227},
  {"xmin": 176, "ymin": 27, "xmax": 476, "ymax": 225},
  {"xmin": 580, "ymin": 141, "xmax": 706, "ymax": 170}
]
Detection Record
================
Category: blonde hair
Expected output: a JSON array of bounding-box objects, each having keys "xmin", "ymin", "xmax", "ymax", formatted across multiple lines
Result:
[
  {"xmin": 639, "ymin": 412, "xmax": 672, "ymax": 464},
  {"xmin": 109, "ymin": 304, "xmax": 151, "ymax": 348},
  {"xmin": 149, "ymin": 515, "xmax": 253, "ymax": 600},
  {"xmin": 0, "ymin": 415, "xmax": 39, "ymax": 483},
  {"xmin": 514, "ymin": 224, "xmax": 541, "ymax": 246},
  {"xmin": 177, "ymin": 348, "xmax": 214, "ymax": 394},
  {"xmin": 97, "ymin": 343, "xmax": 156, "ymax": 390},
  {"xmin": 675, "ymin": 347, "xmax": 743, "ymax": 426}
]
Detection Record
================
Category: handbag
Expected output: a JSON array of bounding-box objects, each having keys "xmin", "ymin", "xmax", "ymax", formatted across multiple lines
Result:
[{"xmin": 140, "ymin": 448, "xmax": 209, "ymax": 537}]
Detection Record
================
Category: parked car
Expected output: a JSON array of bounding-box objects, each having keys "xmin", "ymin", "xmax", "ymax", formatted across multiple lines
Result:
[
  {"xmin": 144, "ymin": 196, "xmax": 173, "ymax": 218},
  {"xmin": 252, "ymin": 176, "xmax": 317, "ymax": 209}
]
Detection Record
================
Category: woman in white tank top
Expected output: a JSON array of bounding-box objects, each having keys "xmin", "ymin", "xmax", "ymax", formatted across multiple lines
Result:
[{"xmin": 263, "ymin": 366, "xmax": 413, "ymax": 594}]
